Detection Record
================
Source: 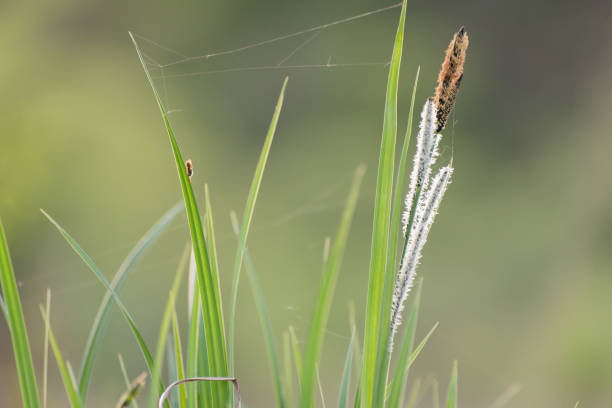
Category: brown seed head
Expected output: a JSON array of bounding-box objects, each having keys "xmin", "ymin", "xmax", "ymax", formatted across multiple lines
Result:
[{"xmin": 434, "ymin": 26, "xmax": 469, "ymax": 133}]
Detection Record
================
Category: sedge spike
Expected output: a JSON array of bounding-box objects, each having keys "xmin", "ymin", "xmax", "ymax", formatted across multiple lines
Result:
[
  {"xmin": 402, "ymin": 98, "xmax": 440, "ymax": 236},
  {"xmin": 391, "ymin": 166, "xmax": 454, "ymax": 346}
]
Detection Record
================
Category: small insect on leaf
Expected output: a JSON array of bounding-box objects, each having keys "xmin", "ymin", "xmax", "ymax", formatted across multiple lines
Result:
[
  {"xmin": 185, "ymin": 160, "xmax": 194, "ymax": 182},
  {"xmin": 115, "ymin": 372, "xmax": 147, "ymax": 408}
]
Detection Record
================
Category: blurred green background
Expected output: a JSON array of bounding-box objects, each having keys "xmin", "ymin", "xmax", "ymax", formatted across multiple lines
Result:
[{"xmin": 2, "ymin": 0, "xmax": 612, "ymax": 406}]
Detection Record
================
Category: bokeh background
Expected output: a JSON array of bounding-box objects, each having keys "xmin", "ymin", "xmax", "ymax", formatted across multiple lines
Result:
[{"xmin": 2, "ymin": 0, "xmax": 612, "ymax": 406}]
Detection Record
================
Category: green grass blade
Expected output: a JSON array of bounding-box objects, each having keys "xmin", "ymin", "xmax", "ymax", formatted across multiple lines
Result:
[
  {"xmin": 361, "ymin": 1, "xmax": 407, "ymax": 406},
  {"xmin": 130, "ymin": 32, "xmax": 229, "ymax": 406},
  {"xmin": 118, "ymin": 354, "xmax": 140, "ymax": 408},
  {"xmin": 444, "ymin": 361, "xmax": 458, "ymax": 408},
  {"xmin": 78, "ymin": 202, "xmax": 182, "ymax": 400},
  {"xmin": 299, "ymin": 165, "xmax": 366, "ymax": 408},
  {"xmin": 389, "ymin": 322, "xmax": 438, "ymax": 407},
  {"xmin": 283, "ymin": 331, "xmax": 294, "ymax": 407},
  {"xmin": 40, "ymin": 210, "xmax": 165, "ymax": 400},
  {"xmin": 289, "ymin": 326, "xmax": 303, "ymax": 385},
  {"xmin": 387, "ymin": 278, "xmax": 423, "ymax": 407},
  {"xmin": 39, "ymin": 304, "xmax": 83, "ymax": 408},
  {"xmin": 387, "ymin": 67, "xmax": 420, "ymax": 276},
  {"xmin": 43, "ymin": 290, "xmax": 50, "ymax": 408},
  {"xmin": 228, "ymin": 76, "xmax": 289, "ymax": 375},
  {"xmin": 0, "ymin": 219, "xmax": 40, "ymax": 408},
  {"xmin": 230, "ymin": 211, "xmax": 285, "ymax": 408},
  {"xmin": 171, "ymin": 307, "xmax": 188, "ymax": 408},
  {"xmin": 203, "ymin": 184, "xmax": 222, "ymax": 309},
  {"xmin": 337, "ymin": 332, "xmax": 355, "ymax": 408},
  {"xmin": 186, "ymin": 291, "xmax": 206, "ymax": 408},
  {"xmin": 147, "ymin": 250, "xmax": 186, "ymax": 408}
]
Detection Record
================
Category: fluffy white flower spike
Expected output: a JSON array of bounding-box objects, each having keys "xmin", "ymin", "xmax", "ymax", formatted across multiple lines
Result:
[
  {"xmin": 391, "ymin": 165, "xmax": 453, "ymax": 347},
  {"xmin": 401, "ymin": 98, "xmax": 441, "ymax": 236}
]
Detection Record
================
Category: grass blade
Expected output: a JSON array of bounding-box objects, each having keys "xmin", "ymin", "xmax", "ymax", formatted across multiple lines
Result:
[
  {"xmin": 337, "ymin": 332, "xmax": 355, "ymax": 408},
  {"xmin": 0, "ymin": 220, "xmax": 40, "ymax": 408},
  {"xmin": 361, "ymin": 1, "xmax": 407, "ymax": 406},
  {"xmin": 39, "ymin": 303, "xmax": 83, "ymax": 408},
  {"xmin": 171, "ymin": 307, "xmax": 188, "ymax": 408},
  {"xmin": 299, "ymin": 165, "xmax": 366, "ymax": 408},
  {"xmin": 130, "ymin": 32, "xmax": 229, "ymax": 406},
  {"xmin": 118, "ymin": 354, "xmax": 141, "ymax": 408},
  {"xmin": 228, "ymin": 76, "xmax": 289, "ymax": 375},
  {"xmin": 147, "ymin": 250, "xmax": 186, "ymax": 408},
  {"xmin": 283, "ymin": 332, "xmax": 294, "ymax": 407},
  {"xmin": 43, "ymin": 289, "xmax": 51, "ymax": 408},
  {"xmin": 186, "ymin": 292, "xmax": 208, "ymax": 408},
  {"xmin": 79, "ymin": 202, "xmax": 183, "ymax": 401},
  {"xmin": 289, "ymin": 325, "xmax": 303, "ymax": 385},
  {"xmin": 444, "ymin": 361, "xmax": 458, "ymax": 408},
  {"xmin": 387, "ymin": 278, "xmax": 423, "ymax": 407},
  {"xmin": 390, "ymin": 322, "xmax": 438, "ymax": 408},
  {"xmin": 230, "ymin": 211, "xmax": 285, "ymax": 408},
  {"xmin": 41, "ymin": 210, "xmax": 166, "ymax": 401}
]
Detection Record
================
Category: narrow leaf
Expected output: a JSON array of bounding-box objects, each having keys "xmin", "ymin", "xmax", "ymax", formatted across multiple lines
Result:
[
  {"xmin": 39, "ymin": 304, "xmax": 83, "ymax": 408},
  {"xmin": 0, "ymin": 220, "xmax": 40, "ymax": 408},
  {"xmin": 283, "ymin": 332, "xmax": 294, "ymax": 407},
  {"xmin": 118, "ymin": 354, "xmax": 140, "ymax": 408},
  {"xmin": 79, "ymin": 202, "xmax": 183, "ymax": 400},
  {"xmin": 130, "ymin": 32, "xmax": 229, "ymax": 406},
  {"xmin": 43, "ymin": 290, "xmax": 51, "ymax": 408},
  {"xmin": 41, "ymin": 210, "xmax": 165, "ymax": 402},
  {"xmin": 171, "ymin": 307, "xmax": 188, "ymax": 408},
  {"xmin": 289, "ymin": 326, "xmax": 303, "ymax": 385},
  {"xmin": 147, "ymin": 250, "xmax": 186, "ymax": 408},
  {"xmin": 299, "ymin": 164, "xmax": 366, "ymax": 408},
  {"xmin": 387, "ymin": 279, "xmax": 423, "ymax": 406},
  {"xmin": 228, "ymin": 76, "xmax": 289, "ymax": 375},
  {"xmin": 361, "ymin": 1, "xmax": 408, "ymax": 406},
  {"xmin": 337, "ymin": 332, "xmax": 355, "ymax": 408},
  {"xmin": 230, "ymin": 212, "xmax": 285, "ymax": 407},
  {"xmin": 444, "ymin": 361, "xmax": 458, "ymax": 408}
]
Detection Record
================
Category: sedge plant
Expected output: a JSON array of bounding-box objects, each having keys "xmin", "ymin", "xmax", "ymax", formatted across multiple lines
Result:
[{"xmin": 0, "ymin": 1, "xmax": 469, "ymax": 406}]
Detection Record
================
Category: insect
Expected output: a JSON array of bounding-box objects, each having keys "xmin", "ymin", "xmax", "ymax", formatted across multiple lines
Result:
[{"xmin": 185, "ymin": 159, "xmax": 194, "ymax": 182}]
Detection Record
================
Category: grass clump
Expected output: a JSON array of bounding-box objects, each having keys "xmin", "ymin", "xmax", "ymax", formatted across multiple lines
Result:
[{"xmin": 0, "ymin": 1, "xmax": 469, "ymax": 406}]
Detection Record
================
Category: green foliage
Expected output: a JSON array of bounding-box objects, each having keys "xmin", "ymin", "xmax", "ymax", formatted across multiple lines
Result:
[
  {"xmin": 78, "ymin": 202, "xmax": 183, "ymax": 402},
  {"xmin": 1, "ymin": 4, "xmax": 463, "ymax": 407},
  {"xmin": 445, "ymin": 361, "xmax": 459, "ymax": 408},
  {"xmin": 299, "ymin": 165, "xmax": 366, "ymax": 408},
  {"xmin": 230, "ymin": 211, "xmax": 285, "ymax": 408},
  {"xmin": 41, "ymin": 209, "xmax": 167, "ymax": 401},
  {"xmin": 228, "ymin": 77, "xmax": 289, "ymax": 377},
  {"xmin": 130, "ymin": 31, "xmax": 230, "ymax": 406},
  {"xmin": 0, "ymin": 220, "xmax": 40, "ymax": 408},
  {"xmin": 361, "ymin": 0, "xmax": 408, "ymax": 406},
  {"xmin": 39, "ymin": 300, "xmax": 83, "ymax": 408}
]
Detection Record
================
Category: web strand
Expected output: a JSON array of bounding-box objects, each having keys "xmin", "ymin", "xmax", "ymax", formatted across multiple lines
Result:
[
  {"xmin": 153, "ymin": 62, "xmax": 390, "ymax": 79},
  {"xmin": 154, "ymin": 2, "xmax": 402, "ymax": 68}
]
